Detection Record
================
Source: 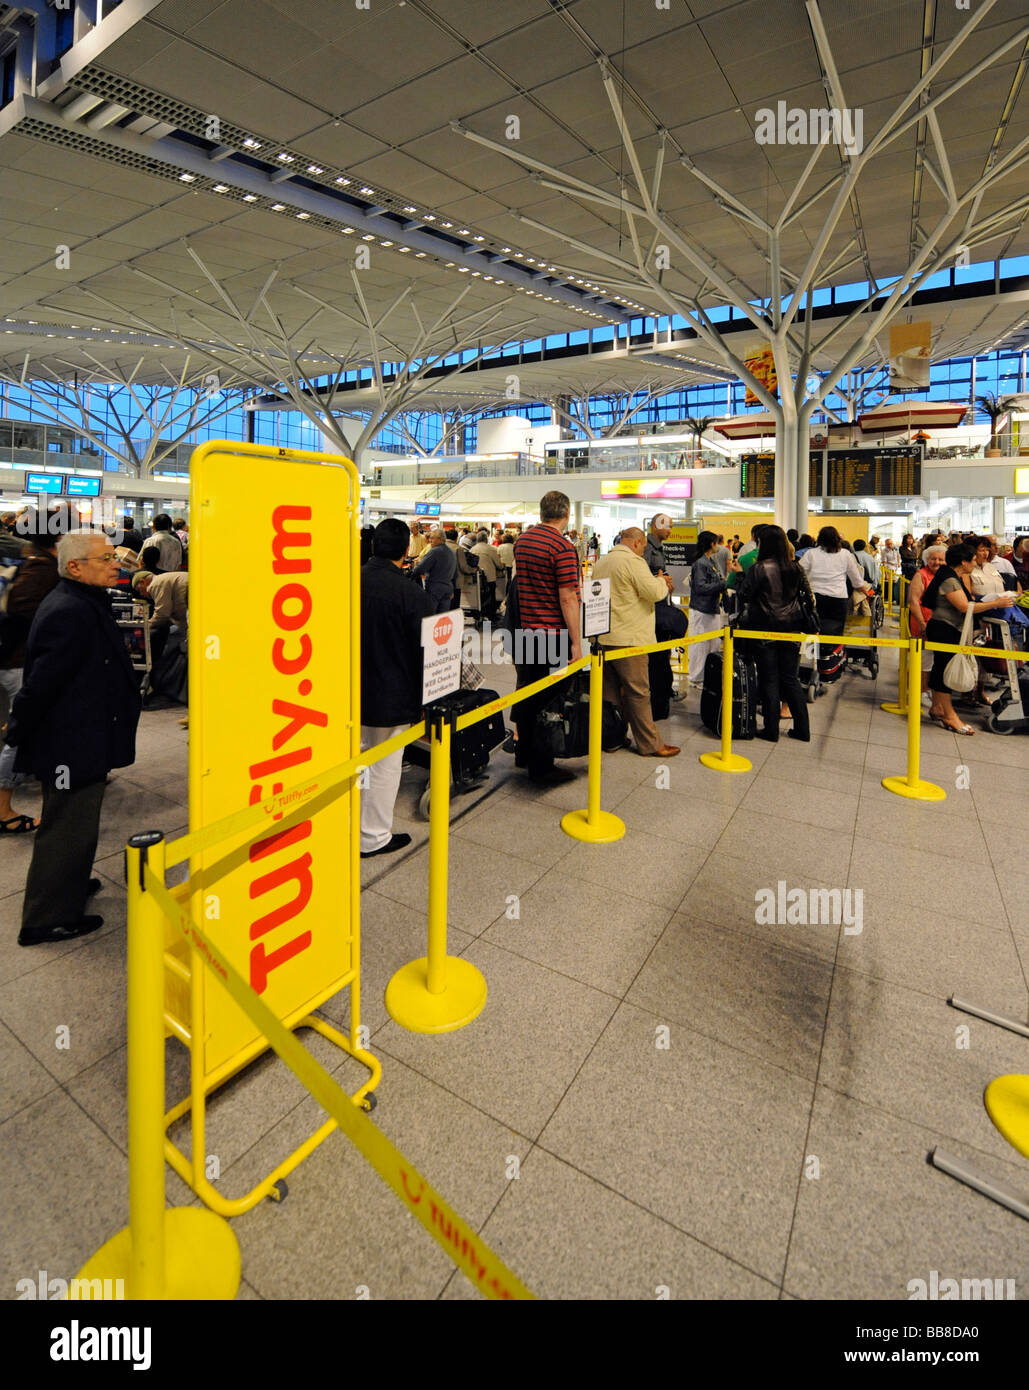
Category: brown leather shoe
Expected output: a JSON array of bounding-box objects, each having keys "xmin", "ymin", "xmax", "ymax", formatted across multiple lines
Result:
[{"xmin": 651, "ymin": 744, "xmax": 680, "ymax": 757}]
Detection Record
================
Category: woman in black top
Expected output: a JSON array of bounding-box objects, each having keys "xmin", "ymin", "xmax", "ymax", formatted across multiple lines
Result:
[
  {"xmin": 739, "ymin": 525, "xmax": 814, "ymax": 743},
  {"xmin": 899, "ymin": 533, "xmax": 918, "ymax": 579}
]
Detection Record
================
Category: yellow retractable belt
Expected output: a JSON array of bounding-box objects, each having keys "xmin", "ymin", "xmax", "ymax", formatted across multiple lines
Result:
[{"xmin": 146, "ymin": 866, "xmax": 534, "ymax": 1300}]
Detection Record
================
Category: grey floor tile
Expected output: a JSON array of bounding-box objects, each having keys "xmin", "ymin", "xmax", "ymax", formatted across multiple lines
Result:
[
  {"xmin": 740, "ymin": 774, "xmax": 860, "ymax": 829},
  {"xmin": 820, "ymin": 968, "xmax": 1028, "ymax": 1164},
  {"xmin": 713, "ymin": 806, "xmax": 854, "ymax": 884},
  {"xmin": 227, "ymin": 1053, "xmax": 532, "ymax": 1301},
  {"xmin": 319, "ymin": 889, "xmax": 474, "ymax": 1037},
  {"xmin": 375, "ymin": 940, "xmax": 619, "ymax": 1137},
  {"xmin": 0, "ymin": 890, "xmax": 120, "ymax": 988},
  {"xmin": 0, "ymin": 1089, "xmax": 129, "ymax": 1297},
  {"xmin": 371, "ymin": 835, "xmax": 547, "ymax": 935},
  {"xmin": 854, "ymin": 797, "xmax": 986, "ymax": 853},
  {"xmin": 756, "ymin": 748, "xmax": 870, "ymax": 793},
  {"xmin": 444, "ymin": 1146, "xmax": 778, "ymax": 1300},
  {"xmin": 626, "ymin": 915, "xmax": 833, "ymax": 1080},
  {"xmin": 848, "ymin": 838, "xmax": 1005, "ymax": 918},
  {"xmin": 784, "ymin": 1087, "xmax": 1029, "ymax": 1300},
  {"xmin": 838, "ymin": 901, "xmax": 1028, "ymax": 1013},
  {"xmin": 236, "ymin": 1278, "xmax": 263, "ymax": 1299},
  {"xmin": 452, "ymin": 796, "xmax": 581, "ymax": 868},
  {"xmin": 957, "ymin": 733, "xmax": 1029, "ymax": 771},
  {"xmin": 677, "ymin": 851, "xmax": 841, "ymax": 965},
  {"xmin": 556, "ymin": 827, "xmax": 710, "ymax": 910},
  {"xmin": 616, "ymin": 785, "xmax": 739, "ymax": 850},
  {"xmin": 0, "ymin": 926, "xmax": 127, "ymax": 1082},
  {"xmin": 997, "ymin": 870, "xmax": 1029, "ymax": 933},
  {"xmin": 538, "ymin": 1000, "xmax": 812, "ymax": 1284},
  {"xmin": 0, "ymin": 1016, "xmax": 59, "ymax": 1123},
  {"xmin": 972, "ymin": 786, "xmax": 1024, "ymax": 827},
  {"xmin": 481, "ymin": 866, "xmax": 674, "ymax": 995}
]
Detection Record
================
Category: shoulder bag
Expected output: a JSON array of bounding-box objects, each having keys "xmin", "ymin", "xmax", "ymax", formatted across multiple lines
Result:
[{"xmin": 942, "ymin": 599, "xmax": 977, "ymax": 694}]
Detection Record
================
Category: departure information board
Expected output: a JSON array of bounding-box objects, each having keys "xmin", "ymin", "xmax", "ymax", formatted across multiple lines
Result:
[
  {"xmin": 740, "ymin": 452, "xmax": 824, "ymax": 498},
  {"xmin": 825, "ymin": 448, "xmax": 921, "ymax": 497}
]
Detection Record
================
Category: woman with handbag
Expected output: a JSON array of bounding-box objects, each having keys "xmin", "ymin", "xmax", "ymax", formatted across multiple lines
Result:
[
  {"xmin": 920, "ymin": 543, "xmax": 1012, "ymax": 734},
  {"xmin": 686, "ymin": 530, "xmax": 735, "ymax": 687},
  {"xmin": 738, "ymin": 525, "xmax": 815, "ymax": 743}
]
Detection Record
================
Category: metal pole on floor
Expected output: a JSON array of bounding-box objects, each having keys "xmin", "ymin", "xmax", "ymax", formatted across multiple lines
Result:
[
  {"xmin": 699, "ymin": 627, "xmax": 752, "ymax": 774},
  {"xmin": 881, "ymin": 638, "xmax": 946, "ymax": 801},
  {"xmin": 386, "ymin": 705, "xmax": 488, "ymax": 1033},
  {"xmin": 562, "ymin": 644, "xmax": 626, "ymax": 843},
  {"xmin": 881, "ymin": 600, "xmax": 909, "ymax": 716},
  {"xmin": 76, "ymin": 832, "xmax": 241, "ymax": 1299}
]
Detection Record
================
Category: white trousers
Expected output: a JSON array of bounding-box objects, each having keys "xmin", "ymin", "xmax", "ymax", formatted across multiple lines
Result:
[
  {"xmin": 360, "ymin": 724, "xmax": 407, "ymax": 853},
  {"xmin": 687, "ymin": 609, "xmax": 724, "ymax": 684}
]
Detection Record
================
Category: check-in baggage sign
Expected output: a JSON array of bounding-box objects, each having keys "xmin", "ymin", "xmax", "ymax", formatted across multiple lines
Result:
[
  {"xmin": 582, "ymin": 577, "xmax": 611, "ymax": 639},
  {"xmin": 422, "ymin": 610, "xmax": 462, "ymax": 702}
]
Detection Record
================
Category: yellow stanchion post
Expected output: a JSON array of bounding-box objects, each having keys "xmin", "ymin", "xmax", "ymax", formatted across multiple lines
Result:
[
  {"xmin": 562, "ymin": 644, "xmax": 626, "ymax": 843},
  {"xmin": 699, "ymin": 627, "xmax": 752, "ymax": 774},
  {"xmin": 882, "ymin": 639, "xmax": 946, "ymax": 802},
  {"xmin": 77, "ymin": 832, "xmax": 240, "ymax": 1299},
  {"xmin": 386, "ymin": 708, "xmax": 488, "ymax": 1032},
  {"xmin": 881, "ymin": 599, "xmax": 909, "ymax": 715}
]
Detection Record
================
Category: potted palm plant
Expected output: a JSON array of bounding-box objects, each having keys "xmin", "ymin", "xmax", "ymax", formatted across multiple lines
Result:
[
  {"xmin": 975, "ymin": 391, "xmax": 1018, "ymax": 456},
  {"xmin": 685, "ymin": 416, "xmax": 714, "ymax": 466}
]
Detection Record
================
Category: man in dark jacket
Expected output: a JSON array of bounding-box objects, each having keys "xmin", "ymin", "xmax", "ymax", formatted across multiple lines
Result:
[
  {"xmin": 0, "ymin": 507, "xmax": 61, "ymax": 832},
  {"xmin": 413, "ymin": 527, "xmax": 458, "ymax": 612},
  {"xmin": 360, "ymin": 517, "xmax": 434, "ymax": 857},
  {"xmin": 7, "ymin": 531, "xmax": 141, "ymax": 945}
]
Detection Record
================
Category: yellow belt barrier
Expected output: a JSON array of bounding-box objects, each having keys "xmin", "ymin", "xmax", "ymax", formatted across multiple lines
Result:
[
  {"xmin": 732, "ymin": 627, "xmax": 907, "ymax": 649},
  {"xmin": 81, "ymin": 834, "xmax": 534, "ymax": 1300},
  {"xmin": 166, "ymin": 722, "xmax": 427, "ymax": 870},
  {"xmin": 454, "ymin": 654, "xmax": 589, "ymax": 732},
  {"xmin": 924, "ymin": 639, "xmax": 1029, "ymax": 661}
]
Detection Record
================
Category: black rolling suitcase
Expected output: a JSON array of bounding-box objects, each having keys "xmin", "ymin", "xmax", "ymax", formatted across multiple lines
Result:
[
  {"xmin": 406, "ymin": 687, "xmax": 505, "ymax": 784},
  {"xmin": 701, "ymin": 650, "xmax": 758, "ymax": 740}
]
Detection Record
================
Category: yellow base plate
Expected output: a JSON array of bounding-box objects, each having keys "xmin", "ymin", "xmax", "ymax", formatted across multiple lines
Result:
[
  {"xmin": 881, "ymin": 775, "xmax": 947, "ymax": 801},
  {"xmin": 385, "ymin": 956, "xmax": 487, "ymax": 1034},
  {"xmin": 560, "ymin": 808, "xmax": 626, "ymax": 843},
  {"xmin": 76, "ymin": 1207, "xmax": 240, "ymax": 1300},
  {"xmin": 985, "ymin": 1074, "xmax": 1029, "ymax": 1160},
  {"xmin": 699, "ymin": 751, "xmax": 752, "ymax": 773},
  {"xmin": 880, "ymin": 702, "xmax": 906, "ymax": 716}
]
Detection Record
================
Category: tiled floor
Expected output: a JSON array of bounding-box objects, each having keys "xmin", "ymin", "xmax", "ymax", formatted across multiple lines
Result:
[{"xmin": 2, "ymin": 642, "xmax": 1028, "ymax": 1301}]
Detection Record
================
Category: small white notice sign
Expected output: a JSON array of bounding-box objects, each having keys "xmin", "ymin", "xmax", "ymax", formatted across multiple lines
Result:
[
  {"xmin": 582, "ymin": 576, "xmax": 611, "ymax": 639},
  {"xmin": 421, "ymin": 610, "xmax": 463, "ymax": 703}
]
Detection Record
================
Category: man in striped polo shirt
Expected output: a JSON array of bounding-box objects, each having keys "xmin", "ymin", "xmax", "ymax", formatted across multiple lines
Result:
[{"xmin": 512, "ymin": 491, "xmax": 582, "ymax": 786}]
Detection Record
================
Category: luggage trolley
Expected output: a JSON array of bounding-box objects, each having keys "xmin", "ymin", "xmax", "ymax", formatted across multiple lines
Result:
[
  {"xmin": 841, "ymin": 587, "xmax": 885, "ymax": 680},
  {"xmin": 979, "ymin": 614, "xmax": 1029, "ymax": 735},
  {"xmin": 405, "ymin": 686, "xmax": 507, "ymax": 818},
  {"xmin": 109, "ymin": 590, "xmax": 152, "ymax": 696}
]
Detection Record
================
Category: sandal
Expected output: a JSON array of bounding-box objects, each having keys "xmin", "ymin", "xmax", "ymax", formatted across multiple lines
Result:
[
  {"xmin": 0, "ymin": 814, "xmax": 38, "ymax": 833},
  {"xmin": 931, "ymin": 717, "xmax": 974, "ymax": 735}
]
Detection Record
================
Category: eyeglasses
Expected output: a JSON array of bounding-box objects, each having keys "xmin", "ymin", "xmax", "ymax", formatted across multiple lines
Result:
[{"xmin": 79, "ymin": 553, "xmax": 117, "ymax": 564}]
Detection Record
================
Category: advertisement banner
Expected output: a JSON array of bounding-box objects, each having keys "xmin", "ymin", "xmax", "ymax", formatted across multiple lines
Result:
[
  {"xmin": 744, "ymin": 345, "xmax": 778, "ymax": 405},
  {"xmin": 889, "ymin": 321, "xmax": 931, "ymax": 389},
  {"xmin": 189, "ymin": 445, "xmax": 359, "ymax": 1079},
  {"xmin": 663, "ymin": 522, "xmax": 699, "ymax": 595}
]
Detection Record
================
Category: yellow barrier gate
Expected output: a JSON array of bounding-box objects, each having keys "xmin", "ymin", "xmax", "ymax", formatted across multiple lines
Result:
[
  {"xmin": 167, "ymin": 441, "xmax": 382, "ymax": 1216},
  {"xmin": 78, "ymin": 831, "xmax": 534, "ymax": 1298}
]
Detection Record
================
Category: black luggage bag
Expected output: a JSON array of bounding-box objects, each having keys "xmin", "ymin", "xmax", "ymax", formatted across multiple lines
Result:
[
  {"xmin": 700, "ymin": 650, "xmax": 758, "ymax": 740},
  {"xmin": 407, "ymin": 687, "xmax": 505, "ymax": 783},
  {"xmin": 536, "ymin": 672, "xmax": 628, "ymax": 758}
]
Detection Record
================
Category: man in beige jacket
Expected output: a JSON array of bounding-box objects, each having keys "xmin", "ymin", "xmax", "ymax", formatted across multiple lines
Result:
[{"xmin": 592, "ymin": 528, "xmax": 680, "ymax": 758}]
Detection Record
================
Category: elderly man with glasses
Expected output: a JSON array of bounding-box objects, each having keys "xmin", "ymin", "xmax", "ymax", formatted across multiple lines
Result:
[{"xmin": 6, "ymin": 531, "xmax": 141, "ymax": 945}]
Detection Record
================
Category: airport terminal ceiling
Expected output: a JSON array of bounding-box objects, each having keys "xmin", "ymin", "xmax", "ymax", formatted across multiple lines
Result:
[{"xmin": 0, "ymin": 0, "xmax": 1027, "ymax": 396}]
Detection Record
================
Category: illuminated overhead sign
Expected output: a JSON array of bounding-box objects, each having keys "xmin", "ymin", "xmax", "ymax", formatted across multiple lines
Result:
[
  {"xmin": 600, "ymin": 477, "xmax": 693, "ymax": 500},
  {"xmin": 25, "ymin": 472, "xmax": 64, "ymax": 494},
  {"xmin": 414, "ymin": 501, "xmax": 441, "ymax": 516},
  {"xmin": 1016, "ymin": 467, "xmax": 1029, "ymax": 495},
  {"xmin": 66, "ymin": 476, "xmax": 101, "ymax": 497}
]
